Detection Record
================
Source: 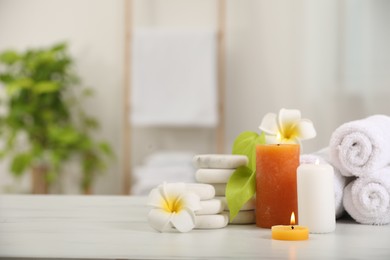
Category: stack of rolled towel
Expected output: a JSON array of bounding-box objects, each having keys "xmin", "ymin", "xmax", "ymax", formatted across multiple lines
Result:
[
  {"xmin": 193, "ymin": 154, "xmax": 256, "ymax": 225},
  {"xmin": 329, "ymin": 115, "xmax": 390, "ymax": 225}
]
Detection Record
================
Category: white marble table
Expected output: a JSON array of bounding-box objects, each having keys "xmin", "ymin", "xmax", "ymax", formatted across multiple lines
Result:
[{"xmin": 0, "ymin": 195, "xmax": 389, "ymax": 259}]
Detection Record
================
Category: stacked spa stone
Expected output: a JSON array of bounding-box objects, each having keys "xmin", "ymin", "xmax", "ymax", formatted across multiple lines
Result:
[
  {"xmin": 188, "ymin": 183, "xmax": 229, "ymax": 229},
  {"xmin": 193, "ymin": 154, "xmax": 256, "ymax": 225}
]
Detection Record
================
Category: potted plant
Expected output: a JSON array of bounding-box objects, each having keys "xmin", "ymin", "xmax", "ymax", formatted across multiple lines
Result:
[{"xmin": 0, "ymin": 42, "xmax": 112, "ymax": 194}]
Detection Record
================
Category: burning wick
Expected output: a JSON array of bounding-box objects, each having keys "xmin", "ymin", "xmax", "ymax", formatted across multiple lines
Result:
[{"xmin": 290, "ymin": 212, "xmax": 296, "ymax": 230}]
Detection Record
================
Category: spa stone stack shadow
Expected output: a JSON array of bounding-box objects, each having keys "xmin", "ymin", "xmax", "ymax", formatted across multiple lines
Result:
[{"xmin": 193, "ymin": 154, "xmax": 256, "ymax": 225}]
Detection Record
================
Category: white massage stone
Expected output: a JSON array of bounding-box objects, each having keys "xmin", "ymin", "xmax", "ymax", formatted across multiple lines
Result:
[
  {"xmin": 196, "ymin": 199, "xmax": 225, "ymax": 215},
  {"xmin": 216, "ymin": 196, "xmax": 256, "ymax": 211},
  {"xmin": 186, "ymin": 183, "xmax": 215, "ymax": 200},
  {"xmin": 226, "ymin": 210, "xmax": 256, "ymax": 225},
  {"xmin": 195, "ymin": 169, "xmax": 235, "ymax": 184},
  {"xmin": 193, "ymin": 154, "xmax": 248, "ymax": 169},
  {"xmin": 195, "ymin": 214, "xmax": 229, "ymax": 229},
  {"xmin": 211, "ymin": 183, "xmax": 226, "ymax": 196}
]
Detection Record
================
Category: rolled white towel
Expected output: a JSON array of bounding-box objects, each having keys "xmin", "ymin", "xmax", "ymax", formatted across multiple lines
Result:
[
  {"xmin": 343, "ymin": 168, "xmax": 390, "ymax": 225},
  {"xmin": 301, "ymin": 148, "xmax": 351, "ymax": 218},
  {"xmin": 329, "ymin": 115, "xmax": 390, "ymax": 177}
]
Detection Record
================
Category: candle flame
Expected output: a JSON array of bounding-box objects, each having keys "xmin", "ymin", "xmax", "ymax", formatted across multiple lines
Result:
[{"xmin": 290, "ymin": 212, "xmax": 296, "ymax": 225}]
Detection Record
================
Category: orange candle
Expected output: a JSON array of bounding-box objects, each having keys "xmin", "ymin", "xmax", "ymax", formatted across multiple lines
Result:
[
  {"xmin": 271, "ymin": 212, "xmax": 309, "ymax": 241},
  {"xmin": 256, "ymin": 144, "xmax": 300, "ymax": 228}
]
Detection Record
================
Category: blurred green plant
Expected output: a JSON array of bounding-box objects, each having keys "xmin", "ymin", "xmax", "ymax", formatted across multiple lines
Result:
[{"xmin": 0, "ymin": 42, "xmax": 113, "ymax": 193}]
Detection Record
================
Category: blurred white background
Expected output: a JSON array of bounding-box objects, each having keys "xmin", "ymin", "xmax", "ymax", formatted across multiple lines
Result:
[{"xmin": 1, "ymin": 0, "xmax": 389, "ymax": 194}]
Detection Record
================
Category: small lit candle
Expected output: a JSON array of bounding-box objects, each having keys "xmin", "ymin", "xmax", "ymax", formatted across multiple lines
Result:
[
  {"xmin": 271, "ymin": 212, "xmax": 309, "ymax": 241},
  {"xmin": 297, "ymin": 161, "xmax": 336, "ymax": 233}
]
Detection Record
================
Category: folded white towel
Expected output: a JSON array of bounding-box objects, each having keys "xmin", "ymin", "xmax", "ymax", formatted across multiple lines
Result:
[
  {"xmin": 343, "ymin": 168, "xmax": 390, "ymax": 225},
  {"xmin": 300, "ymin": 148, "xmax": 351, "ymax": 218},
  {"xmin": 329, "ymin": 115, "xmax": 390, "ymax": 177},
  {"xmin": 143, "ymin": 151, "xmax": 195, "ymax": 167},
  {"xmin": 132, "ymin": 165, "xmax": 195, "ymax": 195},
  {"xmin": 131, "ymin": 28, "xmax": 217, "ymax": 127}
]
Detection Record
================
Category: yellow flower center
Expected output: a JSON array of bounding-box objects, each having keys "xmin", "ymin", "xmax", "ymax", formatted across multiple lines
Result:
[
  {"xmin": 279, "ymin": 123, "xmax": 298, "ymax": 142},
  {"xmin": 162, "ymin": 197, "xmax": 183, "ymax": 213}
]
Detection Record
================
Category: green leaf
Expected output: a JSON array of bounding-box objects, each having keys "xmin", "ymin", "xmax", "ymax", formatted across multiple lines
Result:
[
  {"xmin": 0, "ymin": 73, "xmax": 14, "ymax": 84},
  {"xmin": 226, "ymin": 131, "xmax": 266, "ymax": 221},
  {"xmin": 58, "ymin": 129, "xmax": 80, "ymax": 145},
  {"xmin": 83, "ymin": 116, "xmax": 99, "ymax": 129},
  {"xmin": 0, "ymin": 50, "xmax": 20, "ymax": 65},
  {"xmin": 98, "ymin": 142, "xmax": 113, "ymax": 156},
  {"xmin": 51, "ymin": 42, "xmax": 67, "ymax": 52},
  {"xmin": 45, "ymin": 170, "xmax": 58, "ymax": 184},
  {"xmin": 226, "ymin": 166, "xmax": 256, "ymax": 221},
  {"xmin": 232, "ymin": 131, "xmax": 265, "ymax": 170},
  {"xmin": 10, "ymin": 153, "xmax": 33, "ymax": 176},
  {"xmin": 6, "ymin": 78, "xmax": 34, "ymax": 96},
  {"xmin": 34, "ymin": 81, "xmax": 59, "ymax": 94}
]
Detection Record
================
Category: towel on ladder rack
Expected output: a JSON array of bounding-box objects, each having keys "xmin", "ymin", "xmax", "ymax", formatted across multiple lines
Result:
[{"xmin": 131, "ymin": 28, "xmax": 218, "ymax": 127}]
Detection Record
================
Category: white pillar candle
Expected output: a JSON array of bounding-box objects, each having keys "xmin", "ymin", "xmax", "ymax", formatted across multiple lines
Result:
[{"xmin": 297, "ymin": 162, "xmax": 336, "ymax": 233}]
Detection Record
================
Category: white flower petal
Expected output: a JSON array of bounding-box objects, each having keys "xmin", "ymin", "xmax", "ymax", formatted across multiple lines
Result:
[
  {"xmin": 147, "ymin": 188, "xmax": 164, "ymax": 208},
  {"xmin": 278, "ymin": 108, "xmax": 301, "ymax": 133},
  {"xmin": 296, "ymin": 119, "xmax": 317, "ymax": 140},
  {"xmin": 281, "ymin": 138, "xmax": 299, "ymax": 144},
  {"xmin": 182, "ymin": 192, "xmax": 201, "ymax": 211},
  {"xmin": 147, "ymin": 182, "xmax": 201, "ymax": 233},
  {"xmin": 170, "ymin": 209, "xmax": 196, "ymax": 232},
  {"xmin": 265, "ymin": 135, "xmax": 279, "ymax": 144},
  {"xmin": 148, "ymin": 209, "xmax": 173, "ymax": 232},
  {"xmin": 259, "ymin": 113, "xmax": 279, "ymax": 135},
  {"xmin": 160, "ymin": 182, "xmax": 187, "ymax": 202}
]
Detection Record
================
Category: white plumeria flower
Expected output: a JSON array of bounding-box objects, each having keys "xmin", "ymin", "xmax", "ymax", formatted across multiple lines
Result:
[
  {"xmin": 147, "ymin": 182, "xmax": 201, "ymax": 233},
  {"xmin": 259, "ymin": 108, "xmax": 316, "ymax": 144}
]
